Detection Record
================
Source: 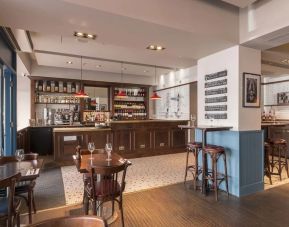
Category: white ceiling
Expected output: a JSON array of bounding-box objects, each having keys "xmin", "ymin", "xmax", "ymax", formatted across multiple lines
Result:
[{"xmin": 0, "ymin": 0, "xmax": 240, "ymax": 77}]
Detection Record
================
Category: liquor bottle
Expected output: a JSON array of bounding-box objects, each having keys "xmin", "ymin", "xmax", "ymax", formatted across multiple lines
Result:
[
  {"xmin": 71, "ymin": 83, "xmax": 76, "ymax": 93},
  {"xmin": 261, "ymin": 111, "xmax": 266, "ymax": 122},
  {"xmin": 63, "ymin": 82, "xmax": 67, "ymax": 93},
  {"xmin": 38, "ymin": 80, "xmax": 43, "ymax": 91},
  {"xmin": 46, "ymin": 81, "xmax": 51, "ymax": 92},
  {"xmin": 54, "ymin": 81, "xmax": 59, "ymax": 92}
]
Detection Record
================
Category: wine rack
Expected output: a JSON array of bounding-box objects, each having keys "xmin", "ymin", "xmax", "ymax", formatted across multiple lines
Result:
[{"xmin": 112, "ymin": 87, "xmax": 148, "ymax": 120}]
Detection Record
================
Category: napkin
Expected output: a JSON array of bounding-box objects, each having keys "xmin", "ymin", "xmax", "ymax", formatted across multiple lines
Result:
[{"xmin": 26, "ymin": 168, "xmax": 40, "ymax": 176}]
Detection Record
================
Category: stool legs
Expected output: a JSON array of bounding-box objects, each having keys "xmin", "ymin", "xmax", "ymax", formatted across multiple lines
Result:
[
  {"xmin": 184, "ymin": 146, "xmax": 201, "ymax": 190},
  {"xmin": 184, "ymin": 148, "xmax": 190, "ymax": 184},
  {"xmin": 271, "ymin": 144, "xmax": 289, "ymax": 181},
  {"xmin": 223, "ymin": 153, "xmax": 229, "ymax": 197}
]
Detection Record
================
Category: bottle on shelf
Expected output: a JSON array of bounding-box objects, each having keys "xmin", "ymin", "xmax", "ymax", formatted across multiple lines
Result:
[
  {"xmin": 55, "ymin": 81, "xmax": 59, "ymax": 92},
  {"xmin": 71, "ymin": 82, "xmax": 76, "ymax": 93},
  {"xmin": 46, "ymin": 81, "xmax": 51, "ymax": 92},
  {"xmin": 63, "ymin": 82, "xmax": 67, "ymax": 93},
  {"xmin": 38, "ymin": 80, "xmax": 43, "ymax": 91}
]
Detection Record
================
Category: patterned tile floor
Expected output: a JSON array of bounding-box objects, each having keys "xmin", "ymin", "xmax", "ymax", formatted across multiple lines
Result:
[
  {"xmin": 61, "ymin": 152, "xmax": 289, "ymax": 205},
  {"xmin": 61, "ymin": 152, "xmax": 193, "ymax": 205}
]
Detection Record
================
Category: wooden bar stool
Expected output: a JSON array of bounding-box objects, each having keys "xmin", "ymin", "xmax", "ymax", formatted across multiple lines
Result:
[
  {"xmin": 184, "ymin": 142, "xmax": 202, "ymax": 190},
  {"xmin": 203, "ymin": 145, "xmax": 229, "ymax": 201},
  {"xmin": 264, "ymin": 142, "xmax": 272, "ymax": 184},
  {"xmin": 270, "ymin": 139, "xmax": 289, "ymax": 180}
]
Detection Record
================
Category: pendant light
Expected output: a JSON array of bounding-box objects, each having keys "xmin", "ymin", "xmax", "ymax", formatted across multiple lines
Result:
[
  {"xmin": 150, "ymin": 66, "xmax": 161, "ymax": 100},
  {"xmin": 75, "ymin": 56, "xmax": 89, "ymax": 98},
  {"xmin": 116, "ymin": 62, "xmax": 127, "ymax": 98}
]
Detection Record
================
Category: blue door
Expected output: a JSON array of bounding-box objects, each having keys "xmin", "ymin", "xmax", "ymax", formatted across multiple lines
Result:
[{"xmin": 0, "ymin": 64, "xmax": 17, "ymax": 156}]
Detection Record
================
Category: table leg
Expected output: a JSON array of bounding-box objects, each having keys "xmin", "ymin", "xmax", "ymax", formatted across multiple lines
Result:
[{"xmin": 201, "ymin": 130, "xmax": 208, "ymax": 195}]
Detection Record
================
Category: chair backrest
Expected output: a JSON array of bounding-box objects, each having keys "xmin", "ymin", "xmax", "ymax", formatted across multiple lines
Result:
[
  {"xmin": 0, "ymin": 173, "xmax": 21, "ymax": 225},
  {"xmin": 89, "ymin": 162, "xmax": 129, "ymax": 200},
  {"xmin": 26, "ymin": 215, "xmax": 107, "ymax": 227},
  {"xmin": 76, "ymin": 145, "xmax": 105, "ymax": 156}
]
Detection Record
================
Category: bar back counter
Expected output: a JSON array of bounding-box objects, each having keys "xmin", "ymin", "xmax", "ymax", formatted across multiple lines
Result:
[{"xmin": 42, "ymin": 120, "xmax": 188, "ymax": 162}]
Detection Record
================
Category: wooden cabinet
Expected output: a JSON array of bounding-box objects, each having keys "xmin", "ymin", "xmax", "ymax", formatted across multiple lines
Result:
[
  {"xmin": 133, "ymin": 129, "xmax": 152, "ymax": 153},
  {"xmin": 171, "ymin": 128, "xmax": 186, "ymax": 149},
  {"xmin": 153, "ymin": 129, "xmax": 170, "ymax": 151},
  {"xmin": 113, "ymin": 129, "xmax": 133, "ymax": 155}
]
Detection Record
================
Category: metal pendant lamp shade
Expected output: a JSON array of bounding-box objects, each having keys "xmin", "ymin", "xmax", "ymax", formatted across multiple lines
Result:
[
  {"xmin": 150, "ymin": 66, "xmax": 161, "ymax": 100},
  {"xmin": 75, "ymin": 56, "xmax": 89, "ymax": 98},
  {"xmin": 116, "ymin": 62, "xmax": 127, "ymax": 98}
]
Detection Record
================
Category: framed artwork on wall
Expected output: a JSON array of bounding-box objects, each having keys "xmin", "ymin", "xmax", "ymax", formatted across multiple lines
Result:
[{"xmin": 243, "ymin": 72, "xmax": 261, "ymax": 108}]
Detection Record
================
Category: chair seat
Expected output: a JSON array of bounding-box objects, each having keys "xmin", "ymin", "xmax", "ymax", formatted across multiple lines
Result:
[
  {"xmin": 0, "ymin": 197, "xmax": 21, "ymax": 216},
  {"xmin": 203, "ymin": 146, "xmax": 225, "ymax": 154},
  {"xmin": 85, "ymin": 179, "xmax": 121, "ymax": 198},
  {"xmin": 187, "ymin": 142, "xmax": 202, "ymax": 149}
]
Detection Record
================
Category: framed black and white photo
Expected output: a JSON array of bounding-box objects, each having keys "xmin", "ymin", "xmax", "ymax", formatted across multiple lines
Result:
[{"xmin": 243, "ymin": 72, "xmax": 260, "ymax": 108}]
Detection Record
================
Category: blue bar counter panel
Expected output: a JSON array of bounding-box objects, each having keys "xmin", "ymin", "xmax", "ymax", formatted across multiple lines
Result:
[{"xmin": 195, "ymin": 129, "xmax": 264, "ymax": 197}]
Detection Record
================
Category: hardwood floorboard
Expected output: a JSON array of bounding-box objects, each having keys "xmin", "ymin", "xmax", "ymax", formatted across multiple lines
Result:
[{"xmin": 22, "ymin": 182, "xmax": 289, "ymax": 226}]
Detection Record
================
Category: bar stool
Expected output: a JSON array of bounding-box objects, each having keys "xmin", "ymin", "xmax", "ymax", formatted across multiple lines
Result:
[
  {"xmin": 184, "ymin": 142, "xmax": 202, "ymax": 190},
  {"xmin": 270, "ymin": 139, "xmax": 289, "ymax": 180},
  {"xmin": 203, "ymin": 145, "xmax": 229, "ymax": 201},
  {"xmin": 264, "ymin": 142, "xmax": 272, "ymax": 185}
]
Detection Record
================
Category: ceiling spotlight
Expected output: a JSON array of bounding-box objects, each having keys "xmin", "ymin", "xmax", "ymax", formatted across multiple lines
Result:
[
  {"xmin": 74, "ymin": 31, "xmax": 97, "ymax": 40},
  {"xmin": 282, "ymin": 59, "xmax": 289, "ymax": 64},
  {"xmin": 96, "ymin": 65, "xmax": 102, "ymax": 68},
  {"xmin": 66, "ymin": 61, "xmax": 73, "ymax": 64},
  {"xmin": 122, "ymin": 67, "xmax": 127, "ymax": 70},
  {"xmin": 147, "ymin": 44, "xmax": 165, "ymax": 51},
  {"xmin": 144, "ymin": 70, "xmax": 149, "ymax": 73}
]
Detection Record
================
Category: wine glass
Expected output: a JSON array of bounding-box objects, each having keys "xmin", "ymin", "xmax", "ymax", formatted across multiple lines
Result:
[
  {"xmin": 15, "ymin": 149, "xmax": 24, "ymax": 170},
  {"xmin": 105, "ymin": 143, "xmax": 112, "ymax": 161},
  {"xmin": 88, "ymin": 142, "xmax": 95, "ymax": 160}
]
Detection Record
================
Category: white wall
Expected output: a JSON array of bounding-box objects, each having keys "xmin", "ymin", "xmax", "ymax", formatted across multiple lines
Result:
[
  {"xmin": 240, "ymin": 0, "xmax": 289, "ymax": 44},
  {"xmin": 156, "ymin": 66, "xmax": 197, "ymax": 90},
  {"xmin": 31, "ymin": 64, "xmax": 154, "ymax": 85},
  {"xmin": 197, "ymin": 45, "xmax": 261, "ymax": 131},
  {"xmin": 17, "ymin": 55, "xmax": 31, "ymax": 130}
]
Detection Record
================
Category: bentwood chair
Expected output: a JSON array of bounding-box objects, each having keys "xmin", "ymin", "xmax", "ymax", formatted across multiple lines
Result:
[
  {"xmin": 0, "ymin": 173, "xmax": 21, "ymax": 227},
  {"xmin": 26, "ymin": 215, "xmax": 107, "ymax": 227},
  {"xmin": 84, "ymin": 162, "xmax": 130, "ymax": 227},
  {"xmin": 0, "ymin": 153, "xmax": 39, "ymax": 224}
]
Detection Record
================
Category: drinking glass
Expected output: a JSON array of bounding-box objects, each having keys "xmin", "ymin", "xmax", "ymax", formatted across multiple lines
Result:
[
  {"xmin": 88, "ymin": 142, "xmax": 95, "ymax": 160},
  {"xmin": 105, "ymin": 143, "xmax": 112, "ymax": 161},
  {"xmin": 15, "ymin": 149, "xmax": 24, "ymax": 170}
]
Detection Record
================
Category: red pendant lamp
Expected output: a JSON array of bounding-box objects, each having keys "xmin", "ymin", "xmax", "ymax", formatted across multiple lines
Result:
[
  {"xmin": 116, "ymin": 62, "xmax": 127, "ymax": 98},
  {"xmin": 150, "ymin": 66, "xmax": 161, "ymax": 100},
  {"xmin": 75, "ymin": 56, "xmax": 89, "ymax": 98}
]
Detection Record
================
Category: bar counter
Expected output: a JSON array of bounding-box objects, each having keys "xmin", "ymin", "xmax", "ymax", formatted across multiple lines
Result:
[{"xmin": 52, "ymin": 119, "xmax": 188, "ymax": 162}]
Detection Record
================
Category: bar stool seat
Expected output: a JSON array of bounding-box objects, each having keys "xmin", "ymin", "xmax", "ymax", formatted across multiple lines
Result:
[
  {"xmin": 184, "ymin": 142, "xmax": 202, "ymax": 190},
  {"xmin": 203, "ymin": 145, "xmax": 229, "ymax": 201},
  {"xmin": 269, "ymin": 138, "xmax": 289, "ymax": 181}
]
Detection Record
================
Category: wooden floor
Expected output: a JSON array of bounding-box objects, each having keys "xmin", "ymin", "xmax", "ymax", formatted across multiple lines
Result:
[{"xmin": 21, "ymin": 182, "xmax": 289, "ymax": 226}]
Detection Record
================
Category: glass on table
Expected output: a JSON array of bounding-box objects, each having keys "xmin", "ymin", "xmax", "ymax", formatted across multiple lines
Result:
[
  {"xmin": 88, "ymin": 142, "xmax": 95, "ymax": 160},
  {"xmin": 15, "ymin": 149, "xmax": 24, "ymax": 170},
  {"xmin": 105, "ymin": 143, "xmax": 112, "ymax": 161}
]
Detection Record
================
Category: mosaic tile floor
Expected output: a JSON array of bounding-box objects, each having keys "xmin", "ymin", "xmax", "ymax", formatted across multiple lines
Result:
[{"xmin": 61, "ymin": 152, "xmax": 193, "ymax": 205}]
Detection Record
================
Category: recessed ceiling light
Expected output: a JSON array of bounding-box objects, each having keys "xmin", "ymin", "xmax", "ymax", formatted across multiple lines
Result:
[
  {"xmin": 74, "ymin": 31, "xmax": 97, "ymax": 40},
  {"xmin": 144, "ymin": 70, "xmax": 149, "ymax": 73},
  {"xmin": 122, "ymin": 67, "xmax": 127, "ymax": 70},
  {"xmin": 96, "ymin": 65, "xmax": 102, "ymax": 68},
  {"xmin": 66, "ymin": 61, "xmax": 73, "ymax": 64},
  {"xmin": 282, "ymin": 59, "xmax": 289, "ymax": 64},
  {"xmin": 146, "ymin": 44, "xmax": 165, "ymax": 51}
]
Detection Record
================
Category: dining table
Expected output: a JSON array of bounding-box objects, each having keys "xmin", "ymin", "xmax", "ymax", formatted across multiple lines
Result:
[{"xmin": 0, "ymin": 159, "xmax": 43, "ymax": 181}]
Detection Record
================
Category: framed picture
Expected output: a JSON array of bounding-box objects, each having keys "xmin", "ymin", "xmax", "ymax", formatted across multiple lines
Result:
[{"xmin": 243, "ymin": 72, "xmax": 261, "ymax": 108}]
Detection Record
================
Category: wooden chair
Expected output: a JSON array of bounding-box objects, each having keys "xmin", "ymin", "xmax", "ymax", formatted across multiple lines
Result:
[
  {"xmin": 84, "ymin": 162, "xmax": 130, "ymax": 227},
  {"xmin": 0, "ymin": 153, "xmax": 39, "ymax": 224},
  {"xmin": 0, "ymin": 173, "xmax": 21, "ymax": 227},
  {"xmin": 26, "ymin": 215, "xmax": 107, "ymax": 227}
]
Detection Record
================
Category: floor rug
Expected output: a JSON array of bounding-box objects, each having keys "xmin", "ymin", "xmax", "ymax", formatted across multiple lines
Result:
[{"xmin": 61, "ymin": 152, "xmax": 193, "ymax": 205}]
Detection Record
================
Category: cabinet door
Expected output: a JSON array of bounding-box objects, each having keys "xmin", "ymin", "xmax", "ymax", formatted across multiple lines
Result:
[
  {"xmin": 30, "ymin": 127, "xmax": 52, "ymax": 155},
  {"xmin": 133, "ymin": 129, "xmax": 152, "ymax": 152},
  {"xmin": 171, "ymin": 128, "xmax": 186, "ymax": 149},
  {"xmin": 113, "ymin": 130, "xmax": 132, "ymax": 154},
  {"xmin": 153, "ymin": 129, "xmax": 170, "ymax": 150}
]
